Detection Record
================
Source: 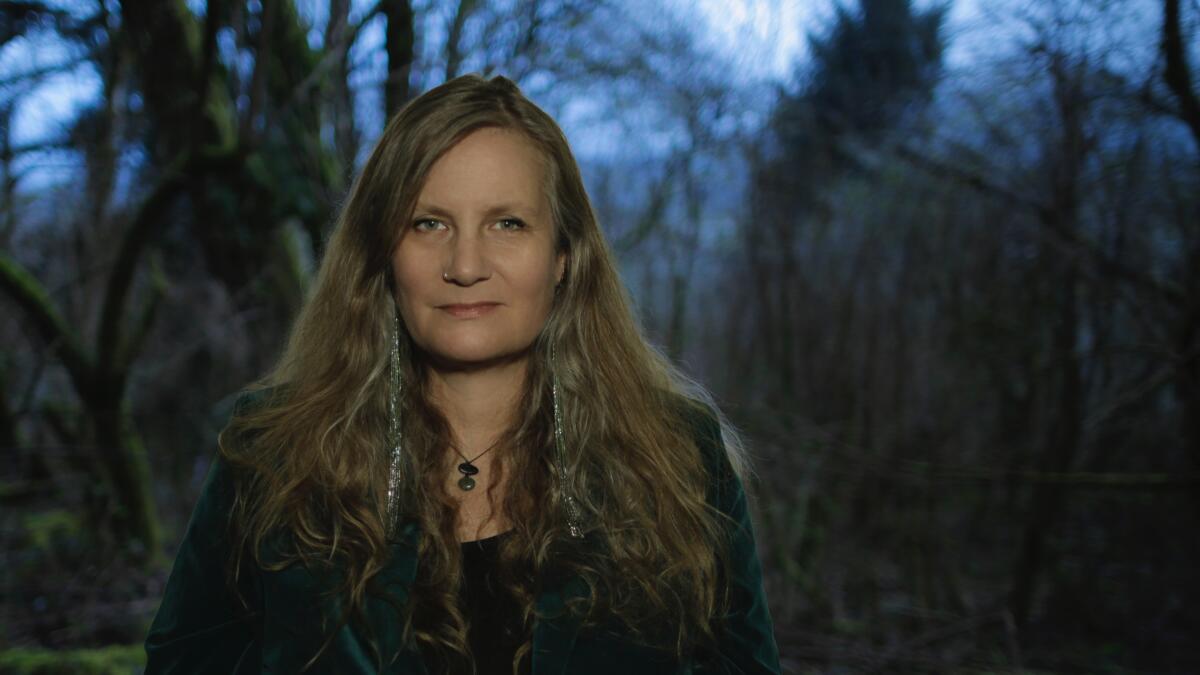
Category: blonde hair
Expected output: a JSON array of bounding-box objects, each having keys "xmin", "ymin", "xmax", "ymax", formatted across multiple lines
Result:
[{"xmin": 219, "ymin": 74, "xmax": 753, "ymax": 673}]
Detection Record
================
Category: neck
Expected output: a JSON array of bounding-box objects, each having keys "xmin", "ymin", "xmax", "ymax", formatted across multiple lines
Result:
[{"xmin": 427, "ymin": 355, "xmax": 528, "ymax": 453}]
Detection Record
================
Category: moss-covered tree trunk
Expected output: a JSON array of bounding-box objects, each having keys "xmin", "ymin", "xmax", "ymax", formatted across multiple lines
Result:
[{"xmin": 1, "ymin": 0, "xmax": 352, "ymax": 566}]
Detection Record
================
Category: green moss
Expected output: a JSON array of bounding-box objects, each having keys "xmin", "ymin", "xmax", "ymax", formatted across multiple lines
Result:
[
  {"xmin": 21, "ymin": 510, "xmax": 81, "ymax": 552},
  {"xmin": 0, "ymin": 644, "xmax": 145, "ymax": 674}
]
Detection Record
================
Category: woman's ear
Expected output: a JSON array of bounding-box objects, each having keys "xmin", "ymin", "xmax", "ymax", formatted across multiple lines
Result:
[{"xmin": 556, "ymin": 251, "xmax": 567, "ymax": 288}]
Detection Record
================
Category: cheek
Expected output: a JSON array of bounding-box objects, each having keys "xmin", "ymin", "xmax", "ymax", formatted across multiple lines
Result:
[
  {"xmin": 518, "ymin": 264, "xmax": 559, "ymax": 310},
  {"xmin": 390, "ymin": 257, "xmax": 426, "ymax": 307}
]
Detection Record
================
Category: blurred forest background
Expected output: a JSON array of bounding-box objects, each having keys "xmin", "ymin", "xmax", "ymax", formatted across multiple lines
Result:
[{"xmin": 1, "ymin": 0, "xmax": 1198, "ymax": 672}]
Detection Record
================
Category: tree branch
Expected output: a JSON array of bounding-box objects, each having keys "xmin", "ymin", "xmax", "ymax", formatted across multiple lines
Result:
[
  {"xmin": 1163, "ymin": 0, "xmax": 1200, "ymax": 150},
  {"xmin": 887, "ymin": 140, "xmax": 1186, "ymax": 307},
  {"xmin": 382, "ymin": 0, "xmax": 414, "ymax": 117},
  {"xmin": 240, "ymin": 0, "xmax": 278, "ymax": 143},
  {"xmin": 0, "ymin": 255, "xmax": 93, "ymax": 394},
  {"xmin": 117, "ymin": 250, "xmax": 168, "ymax": 373},
  {"xmin": 277, "ymin": 2, "xmax": 382, "ymax": 120},
  {"xmin": 96, "ymin": 155, "xmax": 190, "ymax": 380},
  {"xmin": 443, "ymin": 0, "xmax": 479, "ymax": 81},
  {"xmin": 0, "ymin": 2, "xmax": 75, "ymax": 48},
  {"xmin": 0, "ymin": 53, "xmax": 91, "ymax": 88}
]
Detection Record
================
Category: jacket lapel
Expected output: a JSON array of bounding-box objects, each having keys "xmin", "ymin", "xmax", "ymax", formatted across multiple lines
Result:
[
  {"xmin": 531, "ymin": 572, "xmax": 588, "ymax": 675},
  {"xmin": 377, "ymin": 520, "xmax": 426, "ymax": 674}
]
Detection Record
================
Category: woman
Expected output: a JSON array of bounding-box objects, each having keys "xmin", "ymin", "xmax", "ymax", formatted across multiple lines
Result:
[{"xmin": 144, "ymin": 74, "xmax": 780, "ymax": 675}]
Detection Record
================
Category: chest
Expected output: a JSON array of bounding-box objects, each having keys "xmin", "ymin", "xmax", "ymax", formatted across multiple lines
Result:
[
  {"xmin": 250, "ymin": 532, "xmax": 693, "ymax": 675},
  {"xmin": 446, "ymin": 469, "xmax": 512, "ymax": 542}
]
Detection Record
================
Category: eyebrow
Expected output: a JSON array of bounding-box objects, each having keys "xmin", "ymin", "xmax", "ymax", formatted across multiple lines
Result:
[{"xmin": 413, "ymin": 202, "xmax": 541, "ymax": 219}]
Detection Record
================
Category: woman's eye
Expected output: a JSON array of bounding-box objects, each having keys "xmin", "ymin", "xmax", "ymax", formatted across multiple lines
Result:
[
  {"xmin": 498, "ymin": 218, "xmax": 526, "ymax": 230},
  {"xmin": 412, "ymin": 219, "xmax": 444, "ymax": 231}
]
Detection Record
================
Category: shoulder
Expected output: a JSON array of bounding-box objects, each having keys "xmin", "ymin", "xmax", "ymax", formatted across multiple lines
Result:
[
  {"xmin": 208, "ymin": 385, "xmax": 285, "ymax": 507},
  {"xmin": 227, "ymin": 384, "xmax": 285, "ymax": 418},
  {"xmin": 218, "ymin": 384, "xmax": 290, "ymax": 458},
  {"xmin": 204, "ymin": 386, "xmax": 277, "ymax": 493},
  {"xmin": 664, "ymin": 393, "xmax": 740, "ymax": 507}
]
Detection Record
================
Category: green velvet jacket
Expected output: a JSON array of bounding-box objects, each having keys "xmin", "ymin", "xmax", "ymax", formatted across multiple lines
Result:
[{"xmin": 143, "ymin": 394, "xmax": 781, "ymax": 674}]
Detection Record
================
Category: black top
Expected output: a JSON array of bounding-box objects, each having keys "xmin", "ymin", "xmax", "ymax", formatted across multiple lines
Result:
[{"xmin": 460, "ymin": 529, "xmax": 529, "ymax": 675}]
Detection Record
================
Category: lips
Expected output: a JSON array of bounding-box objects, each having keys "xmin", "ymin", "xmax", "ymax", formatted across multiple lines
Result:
[{"xmin": 438, "ymin": 302, "xmax": 500, "ymax": 318}]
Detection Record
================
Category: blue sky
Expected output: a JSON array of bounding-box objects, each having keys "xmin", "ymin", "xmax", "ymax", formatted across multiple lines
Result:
[
  {"xmin": 0, "ymin": 0, "xmax": 993, "ymax": 151},
  {"xmin": 0, "ymin": 0, "xmax": 1174, "ymax": 194}
]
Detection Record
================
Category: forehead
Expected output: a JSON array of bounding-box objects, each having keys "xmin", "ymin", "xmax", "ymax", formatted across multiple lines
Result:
[{"xmin": 416, "ymin": 127, "xmax": 548, "ymax": 211}]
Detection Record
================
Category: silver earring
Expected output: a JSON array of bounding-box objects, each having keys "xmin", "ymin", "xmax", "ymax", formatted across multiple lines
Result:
[
  {"xmin": 385, "ymin": 307, "xmax": 404, "ymax": 538},
  {"xmin": 550, "ymin": 342, "xmax": 585, "ymax": 539}
]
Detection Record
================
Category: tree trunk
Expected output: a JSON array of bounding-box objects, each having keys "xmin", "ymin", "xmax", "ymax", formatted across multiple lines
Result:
[
  {"xmin": 1008, "ymin": 261, "xmax": 1082, "ymax": 628},
  {"xmin": 383, "ymin": 0, "xmax": 415, "ymax": 118}
]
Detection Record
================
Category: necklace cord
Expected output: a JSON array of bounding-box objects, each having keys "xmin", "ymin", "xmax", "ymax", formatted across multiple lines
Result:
[{"xmin": 451, "ymin": 438, "xmax": 503, "ymax": 464}]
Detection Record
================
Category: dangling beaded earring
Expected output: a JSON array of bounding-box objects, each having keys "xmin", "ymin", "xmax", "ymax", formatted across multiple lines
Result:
[
  {"xmin": 385, "ymin": 307, "xmax": 404, "ymax": 539},
  {"xmin": 550, "ymin": 341, "xmax": 585, "ymax": 539}
]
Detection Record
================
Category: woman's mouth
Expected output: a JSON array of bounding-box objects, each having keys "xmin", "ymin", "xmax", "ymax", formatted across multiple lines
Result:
[{"xmin": 439, "ymin": 302, "xmax": 500, "ymax": 318}]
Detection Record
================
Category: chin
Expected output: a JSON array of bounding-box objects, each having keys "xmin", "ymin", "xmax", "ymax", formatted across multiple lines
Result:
[{"xmin": 421, "ymin": 342, "xmax": 529, "ymax": 370}]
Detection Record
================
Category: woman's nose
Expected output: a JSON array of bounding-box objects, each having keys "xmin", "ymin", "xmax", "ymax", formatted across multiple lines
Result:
[{"xmin": 442, "ymin": 230, "xmax": 491, "ymax": 285}]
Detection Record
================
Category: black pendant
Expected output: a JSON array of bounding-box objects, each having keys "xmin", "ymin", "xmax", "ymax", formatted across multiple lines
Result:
[{"xmin": 457, "ymin": 460, "xmax": 480, "ymax": 491}]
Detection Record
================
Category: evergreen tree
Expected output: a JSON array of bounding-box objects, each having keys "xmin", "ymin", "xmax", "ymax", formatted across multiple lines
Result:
[{"xmin": 771, "ymin": 0, "xmax": 947, "ymax": 173}]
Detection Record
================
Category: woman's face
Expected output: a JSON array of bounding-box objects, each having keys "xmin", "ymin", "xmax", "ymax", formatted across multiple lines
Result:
[{"xmin": 391, "ymin": 127, "xmax": 566, "ymax": 370}]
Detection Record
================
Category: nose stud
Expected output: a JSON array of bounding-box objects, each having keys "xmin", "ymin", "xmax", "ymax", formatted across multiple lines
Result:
[{"xmin": 442, "ymin": 271, "xmax": 450, "ymax": 281}]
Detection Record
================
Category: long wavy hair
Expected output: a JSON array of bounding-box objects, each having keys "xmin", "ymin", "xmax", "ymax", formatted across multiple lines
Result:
[{"xmin": 218, "ymin": 73, "xmax": 754, "ymax": 674}]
